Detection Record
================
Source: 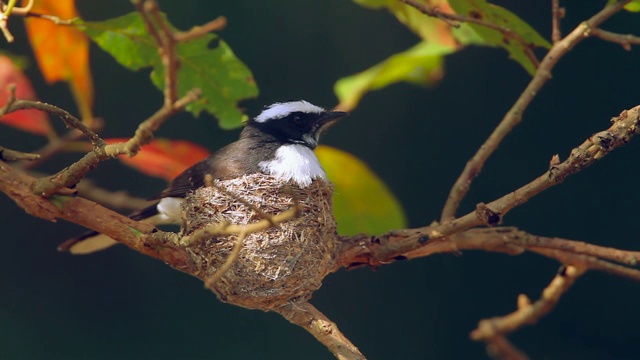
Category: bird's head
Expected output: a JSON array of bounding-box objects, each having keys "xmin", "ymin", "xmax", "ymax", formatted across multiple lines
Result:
[{"xmin": 246, "ymin": 101, "xmax": 347, "ymax": 149}]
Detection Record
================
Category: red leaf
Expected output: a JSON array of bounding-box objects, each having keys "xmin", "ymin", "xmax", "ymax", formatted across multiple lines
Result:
[
  {"xmin": 0, "ymin": 56, "xmax": 53, "ymax": 136},
  {"xmin": 104, "ymin": 138, "xmax": 211, "ymax": 181}
]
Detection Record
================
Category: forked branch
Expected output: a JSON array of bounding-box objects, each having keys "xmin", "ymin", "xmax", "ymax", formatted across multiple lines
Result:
[{"xmin": 438, "ymin": 0, "xmax": 632, "ymax": 221}]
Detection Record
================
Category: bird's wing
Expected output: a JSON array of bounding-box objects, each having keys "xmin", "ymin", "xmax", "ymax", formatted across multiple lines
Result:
[{"xmin": 151, "ymin": 139, "xmax": 263, "ymax": 200}]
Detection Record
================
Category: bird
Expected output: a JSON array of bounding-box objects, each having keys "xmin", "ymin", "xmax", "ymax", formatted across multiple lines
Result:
[{"xmin": 60, "ymin": 100, "xmax": 347, "ymax": 255}]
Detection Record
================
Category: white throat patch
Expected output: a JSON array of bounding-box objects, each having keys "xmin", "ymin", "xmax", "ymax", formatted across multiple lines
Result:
[
  {"xmin": 254, "ymin": 101, "xmax": 324, "ymax": 123},
  {"xmin": 258, "ymin": 144, "xmax": 326, "ymax": 187}
]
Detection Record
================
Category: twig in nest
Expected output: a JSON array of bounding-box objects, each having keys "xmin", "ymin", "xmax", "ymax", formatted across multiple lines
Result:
[
  {"xmin": 439, "ymin": 0, "xmax": 632, "ymax": 222},
  {"xmin": 471, "ymin": 265, "xmax": 585, "ymax": 357},
  {"xmin": 205, "ymin": 230, "xmax": 248, "ymax": 288},
  {"xmin": 181, "ymin": 205, "xmax": 300, "ymax": 247},
  {"xmin": 203, "ymin": 173, "xmax": 277, "ymax": 225},
  {"xmin": 276, "ymin": 302, "xmax": 366, "ymax": 360}
]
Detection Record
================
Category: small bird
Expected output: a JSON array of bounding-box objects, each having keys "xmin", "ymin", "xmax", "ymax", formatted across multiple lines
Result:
[{"xmin": 61, "ymin": 100, "xmax": 347, "ymax": 254}]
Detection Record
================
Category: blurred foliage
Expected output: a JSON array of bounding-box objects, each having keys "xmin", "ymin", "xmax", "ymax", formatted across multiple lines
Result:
[
  {"xmin": 338, "ymin": 0, "xmax": 550, "ymax": 109},
  {"xmin": 317, "ymin": 145, "xmax": 407, "ymax": 235}
]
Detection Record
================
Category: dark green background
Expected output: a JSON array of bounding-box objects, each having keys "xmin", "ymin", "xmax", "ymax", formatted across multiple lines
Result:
[{"xmin": 2, "ymin": 1, "xmax": 640, "ymax": 359}]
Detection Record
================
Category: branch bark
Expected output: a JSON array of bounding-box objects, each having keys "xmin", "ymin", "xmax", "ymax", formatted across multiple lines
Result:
[
  {"xmin": 338, "ymin": 106, "xmax": 640, "ymax": 267},
  {"xmin": 439, "ymin": 0, "xmax": 632, "ymax": 221}
]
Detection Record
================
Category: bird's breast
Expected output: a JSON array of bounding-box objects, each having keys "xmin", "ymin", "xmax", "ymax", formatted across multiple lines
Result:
[{"xmin": 258, "ymin": 144, "xmax": 326, "ymax": 188}]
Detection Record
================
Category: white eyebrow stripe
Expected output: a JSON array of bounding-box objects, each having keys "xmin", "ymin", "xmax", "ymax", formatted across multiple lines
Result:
[{"xmin": 254, "ymin": 101, "xmax": 325, "ymax": 123}]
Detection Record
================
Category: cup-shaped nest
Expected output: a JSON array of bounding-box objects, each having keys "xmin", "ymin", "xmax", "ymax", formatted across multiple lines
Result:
[{"xmin": 181, "ymin": 174, "xmax": 338, "ymax": 310}]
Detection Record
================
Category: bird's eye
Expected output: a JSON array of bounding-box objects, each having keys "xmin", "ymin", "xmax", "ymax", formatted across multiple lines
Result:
[{"xmin": 292, "ymin": 115, "xmax": 306, "ymax": 127}]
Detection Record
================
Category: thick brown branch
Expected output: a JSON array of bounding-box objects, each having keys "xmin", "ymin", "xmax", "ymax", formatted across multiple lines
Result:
[
  {"xmin": 0, "ymin": 160, "xmax": 190, "ymax": 267},
  {"xmin": 275, "ymin": 302, "xmax": 366, "ymax": 360},
  {"xmin": 440, "ymin": 0, "xmax": 631, "ymax": 221}
]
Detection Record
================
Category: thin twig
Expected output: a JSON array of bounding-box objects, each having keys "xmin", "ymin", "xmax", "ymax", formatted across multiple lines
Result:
[
  {"xmin": 439, "ymin": 0, "xmax": 631, "ymax": 221},
  {"xmin": 132, "ymin": 0, "xmax": 162, "ymax": 46},
  {"xmin": 174, "ymin": 16, "xmax": 227, "ymax": 42},
  {"xmin": 18, "ymin": 117, "xmax": 103, "ymax": 171},
  {"xmin": 551, "ymin": 0, "xmax": 563, "ymax": 44},
  {"xmin": 0, "ymin": 83, "xmax": 17, "ymax": 115},
  {"xmin": 3, "ymin": 0, "xmax": 33, "ymax": 15},
  {"xmin": 338, "ymin": 106, "xmax": 640, "ymax": 266},
  {"xmin": 7, "ymin": 100, "xmax": 103, "ymax": 147},
  {"xmin": 471, "ymin": 265, "xmax": 584, "ymax": 343},
  {"xmin": 592, "ymin": 28, "xmax": 640, "ymax": 51},
  {"xmin": 23, "ymin": 12, "xmax": 75, "ymax": 25},
  {"xmin": 276, "ymin": 302, "xmax": 366, "ymax": 360},
  {"xmin": 144, "ymin": 0, "xmax": 179, "ymax": 106},
  {"xmin": 0, "ymin": 0, "xmax": 17, "ymax": 42},
  {"xmin": 109, "ymin": 88, "xmax": 201, "ymax": 158},
  {"xmin": 0, "ymin": 146, "xmax": 40, "ymax": 161}
]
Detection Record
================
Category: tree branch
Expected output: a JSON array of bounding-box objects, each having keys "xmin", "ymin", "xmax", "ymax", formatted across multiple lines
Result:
[
  {"xmin": 275, "ymin": 302, "xmax": 366, "ymax": 360},
  {"xmin": 0, "ymin": 146, "xmax": 40, "ymax": 161},
  {"xmin": 592, "ymin": 28, "xmax": 640, "ymax": 51},
  {"xmin": 471, "ymin": 265, "xmax": 585, "ymax": 355},
  {"xmin": 338, "ymin": 105, "xmax": 640, "ymax": 267},
  {"xmin": 0, "ymin": 160, "xmax": 190, "ymax": 264},
  {"xmin": 551, "ymin": 0, "xmax": 563, "ymax": 44},
  {"xmin": 440, "ymin": 0, "xmax": 631, "ymax": 221}
]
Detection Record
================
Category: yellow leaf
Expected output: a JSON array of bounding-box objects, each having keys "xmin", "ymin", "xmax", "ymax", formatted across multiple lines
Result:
[
  {"xmin": 316, "ymin": 145, "xmax": 406, "ymax": 235},
  {"xmin": 24, "ymin": 0, "xmax": 94, "ymax": 122}
]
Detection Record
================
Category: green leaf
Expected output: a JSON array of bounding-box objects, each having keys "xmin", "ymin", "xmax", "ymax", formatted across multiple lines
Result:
[
  {"xmin": 316, "ymin": 145, "xmax": 407, "ymax": 236},
  {"xmin": 608, "ymin": 0, "xmax": 640, "ymax": 12},
  {"xmin": 448, "ymin": 0, "xmax": 551, "ymax": 75},
  {"xmin": 75, "ymin": 13, "xmax": 258, "ymax": 129},
  {"xmin": 335, "ymin": 41, "xmax": 453, "ymax": 110},
  {"xmin": 625, "ymin": 0, "xmax": 640, "ymax": 11}
]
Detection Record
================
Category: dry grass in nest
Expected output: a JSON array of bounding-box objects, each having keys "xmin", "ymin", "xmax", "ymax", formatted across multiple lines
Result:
[{"xmin": 181, "ymin": 174, "xmax": 338, "ymax": 310}]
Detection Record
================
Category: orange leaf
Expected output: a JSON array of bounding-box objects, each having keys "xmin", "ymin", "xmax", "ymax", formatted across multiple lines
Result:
[
  {"xmin": 104, "ymin": 138, "xmax": 211, "ymax": 181},
  {"xmin": 0, "ymin": 56, "xmax": 52, "ymax": 135},
  {"xmin": 24, "ymin": 0, "xmax": 94, "ymax": 121}
]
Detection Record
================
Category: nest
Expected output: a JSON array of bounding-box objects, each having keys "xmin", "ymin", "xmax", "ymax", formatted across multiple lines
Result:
[{"xmin": 181, "ymin": 174, "xmax": 338, "ymax": 310}]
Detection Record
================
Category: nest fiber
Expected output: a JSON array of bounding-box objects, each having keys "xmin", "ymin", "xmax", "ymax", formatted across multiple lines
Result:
[{"xmin": 182, "ymin": 174, "xmax": 338, "ymax": 310}]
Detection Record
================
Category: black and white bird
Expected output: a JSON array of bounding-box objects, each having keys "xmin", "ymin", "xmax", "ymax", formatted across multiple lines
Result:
[{"xmin": 61, "ymin": 100, "xmax": 347, "ymax": 254}]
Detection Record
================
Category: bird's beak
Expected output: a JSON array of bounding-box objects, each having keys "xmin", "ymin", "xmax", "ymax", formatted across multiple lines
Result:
[{"xmin": 319, "ymin": 110, "xmax": 348, "ymax": 128}]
